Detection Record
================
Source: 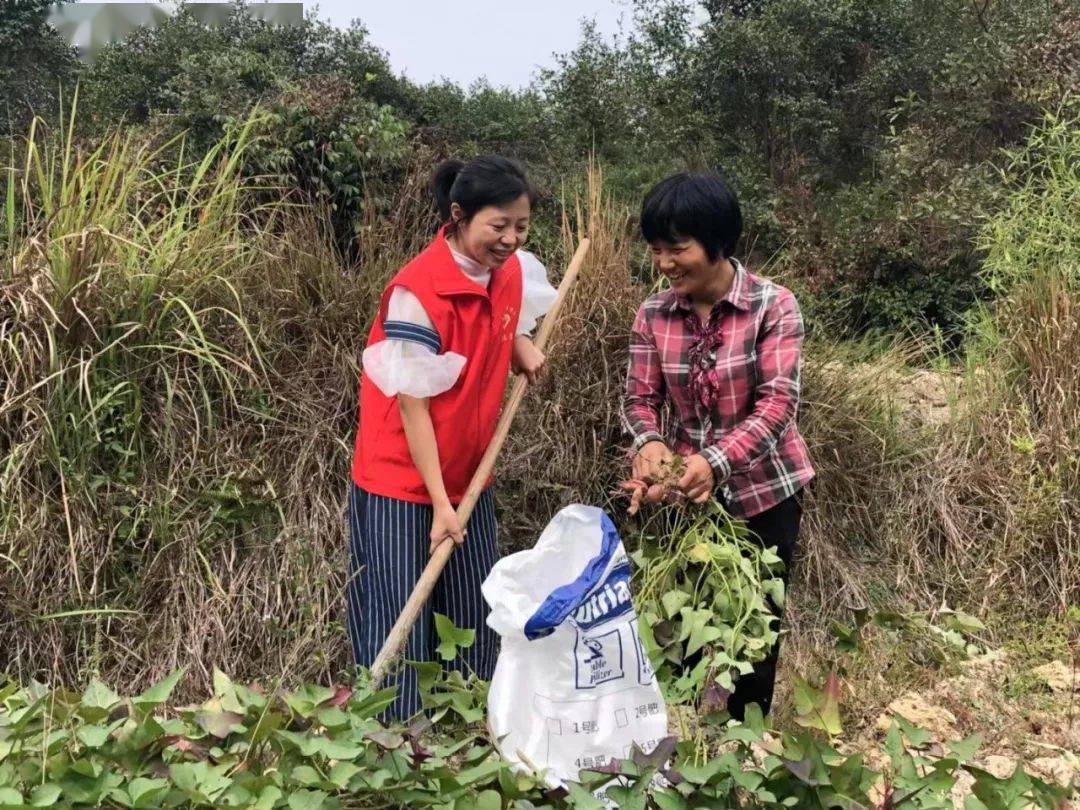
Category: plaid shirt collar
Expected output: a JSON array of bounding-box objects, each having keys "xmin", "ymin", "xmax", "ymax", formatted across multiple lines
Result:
[{"xmin": 665, "ymin": 258, "xmax": 752, "ymax": 316}]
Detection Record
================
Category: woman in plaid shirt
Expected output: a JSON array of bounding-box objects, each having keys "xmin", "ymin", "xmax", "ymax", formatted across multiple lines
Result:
[{"xmin": 622, "ymin": 171, "xmax": 815, "ymax": 720}]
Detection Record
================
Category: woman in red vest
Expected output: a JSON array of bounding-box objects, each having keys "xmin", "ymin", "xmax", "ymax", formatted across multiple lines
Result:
[{"xmin": 348, "ymin": 156, "xmax": 556, "ymax": 719}]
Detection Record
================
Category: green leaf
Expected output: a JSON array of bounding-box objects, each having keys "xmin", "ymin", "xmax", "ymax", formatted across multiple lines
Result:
[
  {"xmin": 604, "ymin": 781, "xmax": 648, "ymax": 810},
  {"xmin": 947, "ymin": 734, "xmax": 982, "ymax": 762},
  {"xmin": 75, "ymin": 724, "xmax": 110, "ymax": 748},
  {"xmin": 168, "ymin": 761, "xmax": 202, "ymax": 794},
  {"xmin": 0, "ymin": 787, "xmax": 24, "ymax": 806},
  {"xmin": 660, "ymin": 590, "xmax": 691, "ymax": 618},
  {"xmin": 474, "ymin": 790, "xmax": 501, "ymax": 810},
  {"xmin": 678, "ymin": 753, "xmax": 734, "ymax": 785},
  {"xmin": 759, "ymin": 546, "xmax": 783, "ymax": 566},
  {"xmin": 285, "ymin": 684, "xmax": 335, "ymax": 718},
  {"xmin": 564, "ymin": 782, "xmax": 606, "ymax": 809},
  {"xmin": 194, "ymin": 698, "xmax": 245, "ymax": 738},
  {"xmin": 319, "ymin": 736, "xmax": 365, "ymax": 759},
  {"xmin": 761, "ymin": 578, "xmax": 785, "ymax": 608},
  {"xmin": 127, "ymin": 777, "xmax": 170, "ymax": 808},
  {"xmin": 921, "ymin": 760, "xmax": 960, "ymax": 795},
  {"xmin": 133, "ymin": 669, "xmax": 186, "ymax": 714},
  {"xmin": 253, "ymin": 786, "xmax": 283, "ymax": 810},
  {"xmin": 434, "ymin": 613, "xmax": 476, "ymax": 661},
  {"xmin": 447, "ymin": 691, "xmax": 485, "ymax": 723},
  {"xmin": 276, "ymin": 729, "xmax": 324, "ymax": 756},
  {"xmin": 793, "ymin": 672, "xmax": 843, "ymax": 737},
  {"xmin": 743, "ymin": 702, "xmax": 768, "ymax": 735},
  {"xmin": 219, "ymin": 784, "xmax": 254, "ymax": 807},
  {"xmin": 70, "ymin": 757, "xmax": 102, "ymax": 778},
  {"xmin": 199, "ymin": 762, "xmax": 233, "ymax": 801},
  {"xmin": 315, "ymin": 707, "xmax": 349, "ymax": 731},
  {"xmin": 831, "ymin": 620, "xmax": 861, "ymax": 653},
  {"xmin": 124, "ymin": 714, "xmax": 165, "ymax": 751},
  {"xmin": 895, "ymin": 716, "xmax": 933, "ymax": 749},
  {"xmin": 28, "ymin": 784, "xmax": 60, "ymax": 807},
  {"xmin": 732, "ymin": 769, "xmax": 764, "ymax": 791},
  {"xmin": 287, "ymin": 789, "xmax": 329, "ymax": 810},
  {"xmin": 288, "ymin": 766, "xmax": 323, "ymax": 787},
  {"xmin": 651, "ymin": 789, "xmax": 690, "ymax": 810},
  {"xmin": 350, "ymin": 686, "xmax": 398, "ymax": 718},
  {"xmin": 830, "ymin": 752, "xmax": 870, "ymax": 802},
  {"xmin": 327, "ymin": 761, "xmax": 361, "ymax": 790},
  {"xmin": 79, "ymin": 679, "xmax": 121, "ymax": 721},
  {"xmin": 680, "ymin": 607, "xmax": 722, "ymax": 656},
  {"xmin": 248, "ymin": 706, "xmax": 284, "ymax": 745},
  {"xmin": 945, "ymin": 610, "xmax": 986, "ymax": 635},
  {"xmin": 723, "ymin": 724, "xmax": 764, "ymax": 744},
  {"xmin": 884, "ymin": 723, "xmax": 905, "ymax": 765},
  {"xmin": 211, "ymin": 668, "xmax": 234, "ymax": 698},
  {"xmin": 363, "ymin": 729, "xmax": 404, "ymax": 750}
]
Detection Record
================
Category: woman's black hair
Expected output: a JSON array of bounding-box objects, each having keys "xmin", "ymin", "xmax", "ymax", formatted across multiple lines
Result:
[
  {"xmin": 640, "ymin": 172, "xmax": 743, "ymax": 261},
  {"xmin": 431, "ymin": 155, "xmax": 536, "ymax": 227}
]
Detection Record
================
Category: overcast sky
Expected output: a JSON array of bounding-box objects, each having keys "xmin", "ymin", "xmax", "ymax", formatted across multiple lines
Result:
[
  {"xmin": 316, "ymin": 0, "xmax": 628, "ymax": 88},
  {"xmin": 72, "ymin": 1, "xmax": 630, "ymax": 88}
]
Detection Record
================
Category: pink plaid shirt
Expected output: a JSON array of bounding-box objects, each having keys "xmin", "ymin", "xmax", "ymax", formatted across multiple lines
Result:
[{"xmin": 623, "ymin": 260, "xmax": 815, "ymax": 518}]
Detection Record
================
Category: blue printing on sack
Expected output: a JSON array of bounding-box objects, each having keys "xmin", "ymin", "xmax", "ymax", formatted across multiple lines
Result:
[{"xmin": 523, "ymin": 512, "xmax": 625, "ymax": 640}]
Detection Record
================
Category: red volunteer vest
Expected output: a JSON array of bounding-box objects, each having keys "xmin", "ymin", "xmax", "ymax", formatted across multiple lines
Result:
[{"xmin": 351, "ymin": 230, "xmax": 523, "ymax": 504}]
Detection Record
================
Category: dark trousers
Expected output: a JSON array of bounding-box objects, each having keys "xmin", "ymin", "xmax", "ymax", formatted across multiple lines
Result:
[
  {"xmin": 345, "ymin": 484, "xmax": 500, "ymax": 720},
  {"xmin": 725, "ymin": 491, "xmax": 803, "ymax": 720}
]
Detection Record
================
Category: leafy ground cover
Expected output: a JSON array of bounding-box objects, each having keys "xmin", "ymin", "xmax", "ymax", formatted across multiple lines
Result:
[{"xmin": 0, "ymin": 604, "xmax": 1074, "ymax": 809}]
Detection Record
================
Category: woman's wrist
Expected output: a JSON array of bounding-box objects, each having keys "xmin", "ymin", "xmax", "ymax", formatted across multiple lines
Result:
[
  {"xmin": 698, "ymin": 445, "xmax": 731, "ymax": 484},
  {"xmin": 512, "ymin": 334, "xmax": 535, "ymax": 359},
  {"xmin": 632, "ymin": 431, "xmax": 666, "ymax": 452}
]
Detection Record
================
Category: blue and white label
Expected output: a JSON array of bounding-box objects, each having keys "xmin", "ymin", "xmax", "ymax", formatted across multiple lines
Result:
[
  {"xmin": 571, "ymin": 560, "xmax": 634, "ymax": 632},
  {"xmin": 574, "ymin": 628, "xmax": 625, "ymax": 689}
]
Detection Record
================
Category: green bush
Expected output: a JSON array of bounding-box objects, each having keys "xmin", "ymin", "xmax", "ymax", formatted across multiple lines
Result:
[
  {"xmin": 74, "ymin": 6, "xmax": 413, "ymax": 253},
  {"xmin": 0, "ymin": 0, "xmax": 79, "ymax": 134},
  {"xmin": 16, "ymin": 0, "xmax": 1075, "ymax": 333}
]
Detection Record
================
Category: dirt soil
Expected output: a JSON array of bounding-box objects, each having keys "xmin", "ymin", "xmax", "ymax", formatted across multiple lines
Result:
[{"xmin": 845, "ymin": 649, "xmax": 1079, "ymax": 805}]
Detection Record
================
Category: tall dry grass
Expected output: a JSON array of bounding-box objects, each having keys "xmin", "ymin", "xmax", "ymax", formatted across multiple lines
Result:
[
  {"xmin": 791, "ymin": 106, "xmax": 1079, "ymax": 641},
  {"xmin": 497, "ymin": 165, "xmax": 644, "ymax": 545},
  {"xmin": 0, "ymin": 111, "xmax": 377, "ymax": 691},
  {"xmin": 919, "ymin": 105, "xmax": 1079, "ymax": 611}
]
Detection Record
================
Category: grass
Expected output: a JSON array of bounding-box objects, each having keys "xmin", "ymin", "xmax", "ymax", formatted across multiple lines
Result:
[{"xmin": 1, "ymin": 108, "xmax": 371, "ymax": 692}]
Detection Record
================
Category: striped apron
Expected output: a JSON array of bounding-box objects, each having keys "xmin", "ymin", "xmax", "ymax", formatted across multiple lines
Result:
[{"xmin": 345, "ymin": 483, "xmax": 500, "ymax": 719}]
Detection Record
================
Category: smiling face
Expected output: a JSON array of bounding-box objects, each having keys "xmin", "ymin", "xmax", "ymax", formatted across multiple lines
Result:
[
  {"xmin": 450, "ymin": 193, "xmax": 531, "ymax": 268},
  {"xmin": 649, "ymin": 236, "xmax": 729, "ymax": 300}
]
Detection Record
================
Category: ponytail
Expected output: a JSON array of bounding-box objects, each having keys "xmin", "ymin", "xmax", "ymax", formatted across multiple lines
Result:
[
  {"xmin": 431, "ymin": 159, "xmax": 465, "ymax": 222},
  {"xmin": 430, "ymin": 155, "xmax": 535, "ymax": 227}
]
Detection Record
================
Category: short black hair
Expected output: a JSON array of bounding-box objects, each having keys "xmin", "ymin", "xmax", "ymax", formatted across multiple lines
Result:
[
  {"xmin": 640, "ymin": 172, "xmax": 743, "ymax": 261},
  {"xmin": 431, "ymin": 155, "xmax": 536, "ymax": 225}
]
